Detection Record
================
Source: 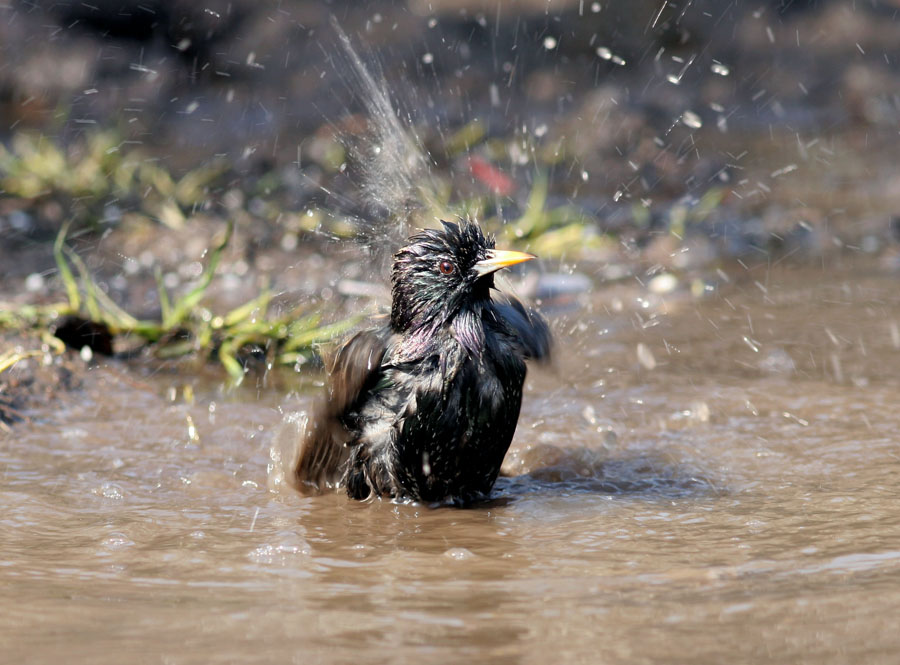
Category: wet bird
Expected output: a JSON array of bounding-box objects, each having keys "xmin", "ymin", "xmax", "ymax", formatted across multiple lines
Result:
[{"xmin": 294, "ymin": 220, "xmax": 551, "ymax": 504}]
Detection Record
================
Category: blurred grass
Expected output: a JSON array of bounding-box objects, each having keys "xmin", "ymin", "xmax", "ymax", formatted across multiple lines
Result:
[
  {"xmin": 0, "ymin": 129, "xmax": 370, "ymax": 383},
  {"xmin": 0, "ymin": 348, "xmax": 45, "ymax": 375},
  {"xmin": 0, "ymin": 131, "xmax": 225, "ymax": 231},
  {"xmin": 1, "ymin": 221, "xmax": 360, "ymax": 385},
  {"xmin": 0, "ymin": 127, "xmax": 623, "ymax": 258}
]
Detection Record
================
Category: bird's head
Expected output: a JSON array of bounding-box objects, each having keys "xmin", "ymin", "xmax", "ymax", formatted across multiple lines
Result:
[{"xmin": 390, "ymin": 219, "xmax": 535, "ymax": 332}]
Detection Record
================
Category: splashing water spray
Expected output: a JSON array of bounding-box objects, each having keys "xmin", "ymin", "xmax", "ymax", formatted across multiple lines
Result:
[{"xmin": 325, "ymin": 19, "xmax": 446, "ymax": 255}]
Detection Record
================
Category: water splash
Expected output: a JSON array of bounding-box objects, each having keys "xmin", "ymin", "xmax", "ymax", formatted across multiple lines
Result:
[
  {"xmin": 328, "ymin": 20, "xmax": 444, "ymax": 253},
  {"xmin": 267, "ymin": 410, "xmax": 307, "ymax": 492}
]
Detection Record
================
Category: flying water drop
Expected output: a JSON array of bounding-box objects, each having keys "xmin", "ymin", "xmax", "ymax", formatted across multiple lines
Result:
[{"xmin": 681, "ymin": 111, "xmax": 703, "ymax": 129}]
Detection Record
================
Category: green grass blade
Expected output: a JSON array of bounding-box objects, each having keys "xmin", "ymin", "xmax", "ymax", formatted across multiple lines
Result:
[
  {"xmin": 164, "ymin": 219, "xmax": 234, "ymax": 329},
  {"xmin": 0, "ymin": 349, "xmax": 43, "ymax": 375},
  {"xmin": 154, "ymin": 266, "xmax": 172, "ymax": 326},
  {"xmin": 64, "ymin": 247, "xmax": 140, "ymax": 331},
  {"xmin": 222, "ymin": 288, "xmax": 272, "ymax": 329},
  {"xmin": 62, "ymin": 247, "xmax": 102, "ymax": 322},
  {"xmin": 53, "ymin": 223, "xmax": 80, "ymax": 312}
]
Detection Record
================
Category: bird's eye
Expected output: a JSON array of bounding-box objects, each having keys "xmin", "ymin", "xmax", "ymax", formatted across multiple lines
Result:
[{"xmin": 438, "ymin": 260, "xmax": 455, "ymax": 275}]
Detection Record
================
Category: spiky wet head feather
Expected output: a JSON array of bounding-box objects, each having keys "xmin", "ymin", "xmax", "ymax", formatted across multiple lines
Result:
[{"xmin": 391, "ymin": 220, "xmax": 496, "ymax": 333}]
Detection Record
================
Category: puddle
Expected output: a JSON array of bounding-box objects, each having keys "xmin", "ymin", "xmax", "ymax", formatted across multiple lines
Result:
[{"xmin": 3, "ymin": 259, "xmax": 900, "ymax": 663}]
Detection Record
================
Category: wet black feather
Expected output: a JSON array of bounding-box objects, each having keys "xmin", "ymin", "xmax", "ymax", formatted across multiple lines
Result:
[{"xmin": 295, "ymin": 220, "xmax": 551, "ymax": 504}]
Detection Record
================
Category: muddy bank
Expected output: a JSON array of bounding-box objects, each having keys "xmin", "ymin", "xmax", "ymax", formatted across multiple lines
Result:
[{"xmin": 0, "ymin": 332, "xmax": 85, "ymax": 428}]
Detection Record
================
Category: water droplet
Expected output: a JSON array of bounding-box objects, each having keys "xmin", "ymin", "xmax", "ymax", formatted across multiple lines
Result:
[
  {"xmin": 637, "ymin": 343, "xmax": 657, "ymax": 370},
  {"xmin": 444, "ymin": 547, "xmax": 475, "ymax": 561},
  {"xmin": 101, "ymin": 533, "xmax": 134, "ymax": 550},
  {"xmin": 489, "ymin": 83, "xmax": 500, "ymax": 107},
  {"xmin": 711, "ymin": 62, "xmax": 730, "ymax": 76},
  {"xmin": 595, "ymin": 47, "xmax": 625, "ymax": 65},
  {"xmin": 186, "ymin": 414, "xmax": 200, "ymax": 444},
  {"xmin": 94, "ymin": 483, "xmax": 124, "ymax": 500},
  {"xmin": 690, "ymin": 402, "xmax": 711, "ymax": 423},
  {"xmin": 682, "ymin": 110, "xmax": 702, "ymax": 129},
  {"xmin": 543, "ymin": 36, "xmax": 558, "ymax": 50},
  {"xmin": 648, "ymin": 273, "xmax": 678, "ymax": 294},
  {"xmin": 248, "ymin": 539, "xmax": 312, "ymax": 564},
  {"xmin": 421, "ymin": 53, "xmax": 434, "ymax": 65},
  {"xmin": 281, "ymin": 232, "xmax": 298, "ymax": 251},
  {"xmin": 770, "ymin": 164, "xmax": 798, "ymax": 178}
]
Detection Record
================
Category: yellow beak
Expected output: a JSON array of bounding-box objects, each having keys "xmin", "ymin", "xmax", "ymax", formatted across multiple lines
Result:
[{"xmin": 473, "ymin": 248, "xmax": 536, "ymax": 277}]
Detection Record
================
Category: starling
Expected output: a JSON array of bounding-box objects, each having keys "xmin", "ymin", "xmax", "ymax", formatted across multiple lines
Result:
[{"xmin": 295, "ymin": 220, "xmax": 551, "ymax": 504}]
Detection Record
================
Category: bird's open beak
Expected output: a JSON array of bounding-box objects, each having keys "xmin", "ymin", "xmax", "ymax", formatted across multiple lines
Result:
[{"xmin": 473, "ymin": 248, "xmax": 536, "ymax": 278}]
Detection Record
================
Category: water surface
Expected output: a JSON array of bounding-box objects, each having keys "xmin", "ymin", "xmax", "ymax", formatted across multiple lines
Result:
[{"xmin": 3, "ymin": 260, "xmax": 900, "ymax": 664}]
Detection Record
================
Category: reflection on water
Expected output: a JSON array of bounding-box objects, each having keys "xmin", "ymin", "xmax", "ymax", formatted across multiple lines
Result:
[{"xmin": 3, "ymin": 262, "xmax": 900, "ymax": 663}]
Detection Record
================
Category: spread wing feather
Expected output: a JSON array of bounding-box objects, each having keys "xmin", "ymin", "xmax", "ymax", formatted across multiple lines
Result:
[
  {"xmin": 294, "ymin": 328, "xmax": 389, "ymax": 492},
  {"xmin": 493, "ymin": 295, "xmax": 552, "ymax": 362}
]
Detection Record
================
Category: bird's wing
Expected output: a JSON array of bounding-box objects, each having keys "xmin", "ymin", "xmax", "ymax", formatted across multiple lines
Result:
[
  {"xmin": 493, "ymin": 295, "xmax": 552, "ymax": 362},
  {"xmin": 294, "ymin": 327, "xmax": 389, "ymax": 492}
]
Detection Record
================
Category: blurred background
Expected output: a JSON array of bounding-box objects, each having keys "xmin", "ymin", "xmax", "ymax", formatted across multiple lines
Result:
[{"xmin": 4, "ymin": 0, "xmax": 900, "ymax": 283}]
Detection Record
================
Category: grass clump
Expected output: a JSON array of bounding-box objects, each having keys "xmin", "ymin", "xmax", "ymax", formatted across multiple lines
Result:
[
  {"xmin": 0, "ymin": 131, "xmax": 226, "ymax": 232},
  {"xmin": 1, "ymin": 222, "xmax": 359, "ymax": 385}
]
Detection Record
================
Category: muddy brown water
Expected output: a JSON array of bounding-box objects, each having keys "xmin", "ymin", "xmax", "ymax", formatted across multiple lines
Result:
[{"xmin": 3, "ymin": 258, "xmax": 900, "ymax": 664}]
